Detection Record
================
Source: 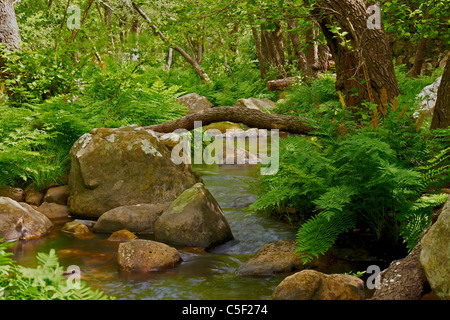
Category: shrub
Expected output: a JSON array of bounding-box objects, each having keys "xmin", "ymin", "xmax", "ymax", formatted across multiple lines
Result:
[
  {"xmin": 251, "ymin": 90, "xmax": 450, "ymax": 263},
  {"xmin": 0, "ymin": 240, "xmax": 114, "ymax": 300}
]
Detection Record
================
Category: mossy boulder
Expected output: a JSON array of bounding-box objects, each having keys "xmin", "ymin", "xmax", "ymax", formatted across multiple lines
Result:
[
  {"xmin": 68, "ymin": 125, "xmax": 198, "ymax": 219},
  {"xmin": 154, "ymin": 183, "xmax": 233, "ymax": 249}
]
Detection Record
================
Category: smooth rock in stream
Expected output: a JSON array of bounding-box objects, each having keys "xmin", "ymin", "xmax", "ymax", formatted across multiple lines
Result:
[
  {"xmin": 237, "ymin": 239, "xmax": 310, "ymax": 276},
  {"xmin": 154, "ymin": 183, "xmax": 233, "ymax": 249},
  {"xmin": 43, "ymin": 185, "xmax": 70, "ymax": 205},
  {"xmin": 0, "ymin": 197, "xmax": 53, "ymax": 241},
  {"xmin": 36, "ymin": 202, "xmax": 70, "ymax": 220},
  {"xmin": 68, "ymin": 125, "xmax": 199, "ymax": 219},
  {"xmin": 93, "ymin": 203, "xmax": 169, "ymax": 234},
  {"xmin": 272, "ymin": 269, "xmax": 365, "ymax": 300},
  {"xmin": 117, "ymin": 239, "xmax": 182, "ymax": 272}
]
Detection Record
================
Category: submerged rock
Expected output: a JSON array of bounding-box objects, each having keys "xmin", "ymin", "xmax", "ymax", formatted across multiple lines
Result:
[
  {"xmin": 68, "ymin": 125, "xmax": 198, "ymax": 219},
  {"xmin": 0, "ymin": 197, "xmax": 53, "ymax": 241},
  {"xmin": 420, "ymin": 195, "xmax": 450, "ymax": 300},
  {"xmin": 62, "ymin": 220, "xmax": 92, "ymax": 235},
  {"xmin": 272, "ymin": 269, "xmax": 365, "ymax": 300},
  {"xmin": 93, "ymin": 203, "xmax": 169, "ymax": 234},
  {"xmin": 117, "ymin": 239, "xmax": 182, "ymax": 272},
  {"xmin": 154, "ymin": 183, "xmax": 233, "ymax": 249},
  {"xmin": 107, "ymin": 229, "xmax": 137, "ymax": 242}
]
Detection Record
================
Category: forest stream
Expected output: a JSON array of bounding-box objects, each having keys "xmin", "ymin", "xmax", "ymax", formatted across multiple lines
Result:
[{"xmin": 8, "ymin": 164, "xmax": 380, "ymax": 300}]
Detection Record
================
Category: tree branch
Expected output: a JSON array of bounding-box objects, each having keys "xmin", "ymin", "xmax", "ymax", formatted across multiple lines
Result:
[{"xmin": 145, "ymin": 106, "xmax": 317, "ymax": 135}]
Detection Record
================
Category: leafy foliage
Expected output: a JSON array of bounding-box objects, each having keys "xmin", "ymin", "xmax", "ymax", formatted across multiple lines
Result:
[
  {"xmin": 251, "ymin": 76, "xmax": 450, "ymax": 262},
  {"xmin": 0, "ymin": 240, "xmax": 114, "ymax": 300}
]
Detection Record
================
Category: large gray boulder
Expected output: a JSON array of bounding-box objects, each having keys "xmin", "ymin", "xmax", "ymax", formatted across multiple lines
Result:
[
  {"xmin": 154, "ymin": 183, "xmax": 233, "ymax": 249},
  {"xmin": 0, "ymin": 197, "xmax": 53, "ymax": 241},
  {"xmin": 93, "ymin": 203, "xmax": 169, "ymax": 234},
  {"xmin": 68, "ymin": 125, "xmax": 199, "ymax": 219},
  {"xmin": 420, "ymin": 195, "xmax": 450, "ymax": 300}
]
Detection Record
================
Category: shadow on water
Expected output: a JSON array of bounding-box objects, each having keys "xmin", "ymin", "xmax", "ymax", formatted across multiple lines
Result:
[{"xmin": 8, "ymin": 164, "xmax": 374, "ymax": 300}]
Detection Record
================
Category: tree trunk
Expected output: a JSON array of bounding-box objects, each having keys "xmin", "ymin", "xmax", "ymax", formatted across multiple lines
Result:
[
  {"xmin": 131, "ymin": 2, "xmax": 210, "ymax": 82},
  {"xmin": 408, "ymin": 37, "xmax": 429, "ymax": 78},
  {"xmin": 370, "ymin": 244, "xmax": 428, "ymax": 300},
  {"xmin": 252, "ymin": 27, "xmax": 267, "ymax": 79},
  {"xmin": 305, "ymin": 23, "xmax": 320, "ymax": 77},
  {"xmin": 312, "ymin": 0, "xmax": 401, "ymax": 109},
  {"xmin": 430, "ymin": 58, "xmax": 450, "ymax": 129},
  {"xmin": 260, "ymin": 24, "xmax": 286, "ymax": 78},
  {"xmin": 0, "ymin": 0, "xmax": 21, "ymax": 50},
  {"xmin": 286, "ymin": 19, "xmax": 307, "ymax": 72},
  {"xmin": 144, "ymin": 106, "xmax": 316, "ymax": 135}
]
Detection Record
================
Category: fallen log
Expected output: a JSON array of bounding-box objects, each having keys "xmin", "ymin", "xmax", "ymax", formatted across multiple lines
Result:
[
  {"xmin": 144, "ymin": 106, "xmax": 317, "ymax": 135},
  {"xmin": 267, "ymin": 77, "xmax": 301, "ymax": 91}
]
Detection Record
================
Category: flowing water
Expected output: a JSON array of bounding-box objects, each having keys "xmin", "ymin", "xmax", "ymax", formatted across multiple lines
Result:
[
  {"xmin": 10, "ymin": 164, "xmax": 304, "ymax": 300},
  {"xmin": 9, "ymin": 164, "xmax": 382, "ymax": 300}
]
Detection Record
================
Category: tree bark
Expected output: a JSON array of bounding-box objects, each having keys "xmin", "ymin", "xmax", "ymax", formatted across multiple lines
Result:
[
  {"xmin": 260, "ymin": 23, "xmax": 286, "ymax": 78},
  {"xmin": 408, "ymin": 37, "xmax": 429, "ymax": 78},
  {"xmin": 305, "ymin": 23, "xmax": 320, "ymax": 77},
  {"xmin": 370, "ymin": 244, "xmax": 428, "ymax": 300},
  {"xmin": 252, "ymin": 27, "xmax": 267, "ymax": 79},
  {"xmin": 131, "ymin": 2, "xmax": 210, "ymax": 82},
  {"xmin": 0, "ymin": 0, "xmax": 21, "ymax": 50},
  {"xmin": 430, "ymin": 58, "xmax": 450, "ymax": 129},
  {"xmin": 312, "ymin": 0, "xmax": 401, "ymax": 109},
  {"xmin": 144, "ymin": 106, "xmax": 317, "ymax": 135},
  {"xmin": 286, "ymin": 19, "xmax": 307, "ymax": 72}
]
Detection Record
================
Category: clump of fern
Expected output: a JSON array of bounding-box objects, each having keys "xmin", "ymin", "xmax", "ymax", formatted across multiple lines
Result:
[
  {"xmin": 252, "ymin": 91, "xmax": 449, "ymax": 263},
  {"xmin": 0, "ymin": 240, "xmax": 114, "ymax": 300}
]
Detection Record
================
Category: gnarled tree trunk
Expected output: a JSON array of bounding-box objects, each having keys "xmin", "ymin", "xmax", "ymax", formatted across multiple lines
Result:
[
  {"xmin": 145, "ymin": 106, "xmax": 317, "ymax": 135},
  {"xmin": 430, "ymin": 58, "xmax": 450, "ymax": 129},
  {"xmin": 312, "ymin": 0, "xmax": 401, "ymax": 109},
  {"xmin": 0, "ymin": 0, "xmax": 21, "ymax": 50}
]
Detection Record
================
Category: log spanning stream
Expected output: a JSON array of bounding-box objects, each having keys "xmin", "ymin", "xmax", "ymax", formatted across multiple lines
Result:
[{"xmin": 9, "ymin": 164, "xmax": 368, "ymax": 300}]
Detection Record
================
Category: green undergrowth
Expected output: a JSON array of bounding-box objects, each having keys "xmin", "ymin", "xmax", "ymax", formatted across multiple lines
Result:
[
  {"xmin": 250, "ymin": 69, "xmax": 449, "ymax": 263},
  {"xmin": 0, "ymin": 240, "xmax": 114, "ymax": 300}
]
